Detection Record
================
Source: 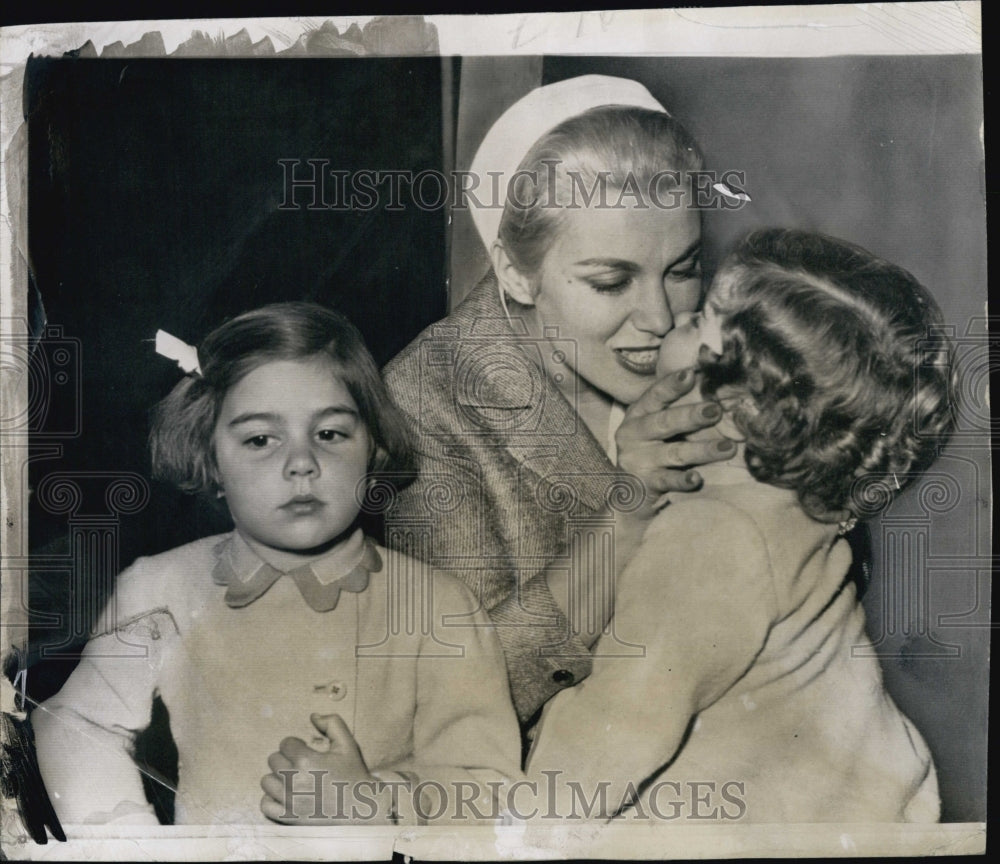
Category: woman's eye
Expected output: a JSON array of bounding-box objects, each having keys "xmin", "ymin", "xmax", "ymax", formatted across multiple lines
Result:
[
  {"xmin": 243, "ymin": 434, "xmax": 273, "ymax": 449},
  {"xmin": 668, "ymin": 265, "xmax": 702, "ymax": 282},
  {"xmin": 588, "ymin": 277, "xmax": 632, "ymax": 294}
]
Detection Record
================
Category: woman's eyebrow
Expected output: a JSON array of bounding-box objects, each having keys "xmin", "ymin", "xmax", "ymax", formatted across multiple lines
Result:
[
  {"xmin": 573, "ymin": 241, "xmax": 701, "ymax": 272},
  {"xmin": 572, "ymin": 258, "xmax": 640, "ymax": 271},
  {"xmin": 666, "ymin": 240, "xmax": 701, "ymax": 269}
]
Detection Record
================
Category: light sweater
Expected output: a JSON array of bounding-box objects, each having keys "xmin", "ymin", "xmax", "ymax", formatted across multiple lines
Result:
[
  {"xmin": 526, "ymin": 459, "xmax": 939, "ymax": 822},
  {"xmin": 33, "ymin": 529, "xmax": 522, "ymax": 826}
]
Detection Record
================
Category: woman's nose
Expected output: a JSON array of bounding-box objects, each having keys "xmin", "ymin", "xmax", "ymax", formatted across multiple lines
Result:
[
  {"xmin": 284, "ymin": 444, "xmax": 320, "ymax": 480},
  {"xmin": 632, "ymin": 280, "xmax": 673, "ymax": 336}
]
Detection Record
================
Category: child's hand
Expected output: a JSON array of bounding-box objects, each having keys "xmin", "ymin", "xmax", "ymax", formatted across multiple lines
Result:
[{"xmin": 260, "ymin": 713, "xmax": 388, "ymax": 824}]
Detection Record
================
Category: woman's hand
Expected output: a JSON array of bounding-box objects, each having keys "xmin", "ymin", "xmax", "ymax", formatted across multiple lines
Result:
[
  {"xmin": 615, "ymin": 366, "xmax": 735, "ymax": 517},
  {"xmin": 260, "ymin": 713, "xmax": 392, "ymax": 825}
]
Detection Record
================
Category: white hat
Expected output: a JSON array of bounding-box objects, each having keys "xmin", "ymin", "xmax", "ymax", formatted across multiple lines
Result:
[{"xmin": 468, "ymin": 75, "xmax": 668, "ymax": 251}]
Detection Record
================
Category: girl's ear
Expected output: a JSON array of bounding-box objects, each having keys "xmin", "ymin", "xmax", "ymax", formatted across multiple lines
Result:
[
  {"xmin": 717, "ymin": 412, "xmax": 746, "ymax": 443},
  {"xmin": 716, "ymin": 391, "xmax": 753, "ymax": 442},
  {"xmin": 490, "ymin": 240, "xmax": 536, "ymax": 307},
  {"xmin": 207, "ymin": 450, "xmax": 223, "ymax": 494}
]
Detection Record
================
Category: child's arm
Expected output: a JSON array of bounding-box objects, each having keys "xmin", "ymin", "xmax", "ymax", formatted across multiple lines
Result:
[
  {"xmin": 524, "ymin": 498, "xmax": 779, "ymax": 819},
  {"xmin": 31, "ymin": 562, "xmax": 168, "ymax": 826}
]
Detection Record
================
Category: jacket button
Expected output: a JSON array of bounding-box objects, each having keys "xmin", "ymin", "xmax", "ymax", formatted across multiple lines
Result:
[
  {"xmin": 313, "ymin": 680, "xmax": 347, "ymax": 701},
  {"xmin": 552, "ymin": 669, "xmax": 575, "ymax": 686}
]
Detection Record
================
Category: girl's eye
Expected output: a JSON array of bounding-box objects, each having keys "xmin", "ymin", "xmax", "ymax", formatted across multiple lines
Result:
[
  {"xmin": 674, "ymin": 311, "xmax": 701, "ymax": 329},
  {"xmin": 243, "ymin": 434, "xmax": 274, "ymax": 449},
  {"xmin": 316, "ymin": 429, "xmax": 348, "ymax": 443}
]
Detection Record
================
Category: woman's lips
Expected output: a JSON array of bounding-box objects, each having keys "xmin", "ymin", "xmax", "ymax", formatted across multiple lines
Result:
[{"xmin": 614, "ymin": 347, "xmax": 659, "ymax": 376}]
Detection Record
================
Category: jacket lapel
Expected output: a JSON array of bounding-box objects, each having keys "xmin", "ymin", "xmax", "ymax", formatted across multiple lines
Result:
[{"xmin": 448, "ymin": 274, "xmax": 628, "ymax": 516}]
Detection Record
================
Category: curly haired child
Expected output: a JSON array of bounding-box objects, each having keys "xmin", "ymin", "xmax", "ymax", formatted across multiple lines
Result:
[{"xmin": 526, "ymin": 229, "xmax": 955, "ymax": 822}]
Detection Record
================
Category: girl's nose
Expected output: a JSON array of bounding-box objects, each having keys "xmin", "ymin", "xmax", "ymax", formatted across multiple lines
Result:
[
  {"xmin": 284, "ymin": 445, "xmax": 320, "ymax": 480},
  {"xmin": 632, "ymin": 280, "xmax": 673, "ymax": 337}
]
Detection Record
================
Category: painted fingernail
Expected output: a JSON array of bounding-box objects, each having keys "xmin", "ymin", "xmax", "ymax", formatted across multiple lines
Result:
[
  {"xmin": 716, "ymin": 438, "xmax": 737, "ymax": 452},
  {"xmin": 685, "ymin": 470, "xmax": 701, "ymax": 486},
  {"xmin": 676, "ymin": 368, "xmax": 692, "ymax": 383},
  {"xmin": 700, "ymin": 403, "xmax": 722, "ymax": 421}
]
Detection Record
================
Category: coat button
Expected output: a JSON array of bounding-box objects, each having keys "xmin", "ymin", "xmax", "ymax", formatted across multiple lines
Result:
[
  {"xmin": 552, "ymin": 669, "xmax": 575, "ymax": 686},
  {"xmin": 313, "ymin": 680, "xmax": 347, "ymax": 701}
]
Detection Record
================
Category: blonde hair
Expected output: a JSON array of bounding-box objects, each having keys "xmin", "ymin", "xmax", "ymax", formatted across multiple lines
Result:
[{"xmin": 498, "ymin": 106, "xmax": 705, "ymax": 278}]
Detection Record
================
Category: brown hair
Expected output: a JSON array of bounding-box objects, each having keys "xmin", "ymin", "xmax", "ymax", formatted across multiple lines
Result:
[
  {"xmin": 699, "ymin": 229, "xmax": 956, "ymax": 521},
  {"xmin": 149, "ymin": 302, "xmax": 416, "ymax": 500}
]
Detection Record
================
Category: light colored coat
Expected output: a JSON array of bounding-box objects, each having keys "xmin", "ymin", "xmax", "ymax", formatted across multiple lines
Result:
[
  {"xmin": 32, "ymin": 531, "xmax": 522, "ymax": 826},
  {"xmin": 526, "ymin": 460, "xmax": 940, "ymax": 822}
]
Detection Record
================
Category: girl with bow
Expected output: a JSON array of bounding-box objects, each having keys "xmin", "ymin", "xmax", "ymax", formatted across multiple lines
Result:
[{"xmin": 32, "ymin": 302, "xmax": 521, "ymax": 827}]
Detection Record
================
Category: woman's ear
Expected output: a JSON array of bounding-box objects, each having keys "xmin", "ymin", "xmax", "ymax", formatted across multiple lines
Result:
[{"xmin": 490, "ymin": 240, "xmax": 536, "ymax": 307}]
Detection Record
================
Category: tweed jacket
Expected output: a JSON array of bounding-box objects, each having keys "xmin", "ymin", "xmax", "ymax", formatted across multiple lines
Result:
[
  {"xmin": 32, "ymin": 531, "xmax": 522, "ymax": 826},
  {"xmin": 384, "ymin": 272, "xmax": 636, "ymax": 722}
]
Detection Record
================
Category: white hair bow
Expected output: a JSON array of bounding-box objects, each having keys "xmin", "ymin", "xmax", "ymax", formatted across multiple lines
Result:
[{"xmin": 155, "ymin": 329, "xmax": 201, "ymax": 375}]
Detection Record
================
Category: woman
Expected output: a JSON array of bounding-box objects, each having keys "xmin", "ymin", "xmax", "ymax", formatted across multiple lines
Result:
[
  {"xmin": 523, "ymin": 229, "xmax": 948, "ymax": 821},
  {"xmin": 384, "ymin": 76, "xmax": 730, "ymax": 722}
]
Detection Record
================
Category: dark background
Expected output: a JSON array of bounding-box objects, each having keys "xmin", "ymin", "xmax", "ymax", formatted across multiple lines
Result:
[
  {"xmin": 22, "ymin": 57, "xmax": 450, "ymax": 747},
  {"xmin": 20, "ymin": 53, "xmax": 988, "ymax": 823},
  {"xmin": 26, "ymin": 56, "xmax": 449, "ymax": 559}
]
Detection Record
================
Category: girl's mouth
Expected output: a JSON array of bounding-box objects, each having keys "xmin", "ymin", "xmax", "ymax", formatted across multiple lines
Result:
[
  {"xmin": 280, "ymin": 495, "xmax": 325, "ymax": 515},
  {"xmin": 613, "ymin": 347, "xmax": 659, "ymax": 376}
]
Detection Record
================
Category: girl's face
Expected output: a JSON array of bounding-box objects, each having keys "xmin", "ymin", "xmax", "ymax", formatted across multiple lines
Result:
[
  {"xmin": 656, "ymin": 283, "xmax": 743, "ymax": 435},
  {"xmin": 655, "ymin": 293, "xmax": 725, "ymax": 380},
  {"xmin": 529, "ymin": 203, "xmax": 702, "ymax": 406},
  {"xmin": 212, "ymin": 357, "xmax": 371, "ymax": 566}
]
